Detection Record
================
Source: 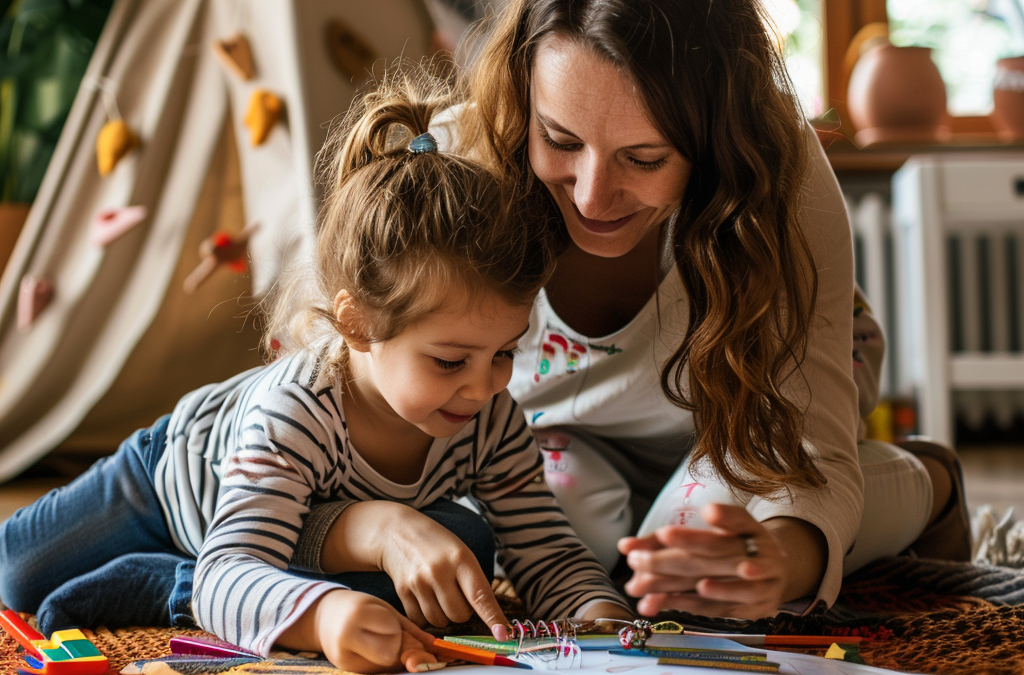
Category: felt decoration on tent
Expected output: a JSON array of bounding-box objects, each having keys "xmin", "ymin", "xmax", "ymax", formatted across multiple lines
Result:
[
  {"xmin": 212, "ymin": 33, "xmax": 256, "ymax": 81},
  {"xmin": 243, "ymin": 90, "xmax": 282, "ymax": 146},
  {"xmin": 90, "ymin": 205, "xmax": 148, "ymax": 247},
  {"xmin": 17, "ymin": 275, "xmax": 54, "ymax": 331},
  {"xmin": 183, "ymin": 222, "xmax": 259, "ymax": 294},
  {"xmin": 325, "ymin": 19, "xmax": 377, "ymax": 82},
  {"xmin": 95, "ymin": 118, "xmax": 139, "ymax": 176}
]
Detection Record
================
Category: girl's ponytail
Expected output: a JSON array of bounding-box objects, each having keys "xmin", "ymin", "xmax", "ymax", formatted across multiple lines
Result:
[
  {"xmin": 320, "ymin": 66, "xmax": 452, "ymax": 194},
  {"xmin": 265, "ymin": 59, "xmax": 553, "ymax": 390}
]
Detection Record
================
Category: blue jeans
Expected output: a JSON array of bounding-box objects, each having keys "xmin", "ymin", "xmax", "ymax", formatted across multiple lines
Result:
[{"xmin": 0, "ymin": 415, "xmax": 495, "ymax": 632}]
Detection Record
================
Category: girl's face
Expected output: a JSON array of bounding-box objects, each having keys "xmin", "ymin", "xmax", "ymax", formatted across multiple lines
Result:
[
  {"xmin": 528, "ymin": 36, "xmax": 692, "ymax": 258},
  {"xmin": 356, "ymin": 287, "xmax": 531, "ymax": 438}
]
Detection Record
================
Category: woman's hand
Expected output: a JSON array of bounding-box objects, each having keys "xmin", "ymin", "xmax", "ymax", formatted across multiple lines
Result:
[
  {"xmin": 618, "ymin": 504, "xmax": 823, "ymax": 620},
  {"xmin": 377, "ymin": 508, "xmax": 509, "ymax": 637},
  {"xmin": 281, "ymin": 589, "xmax": 439, "ymax": 673}
]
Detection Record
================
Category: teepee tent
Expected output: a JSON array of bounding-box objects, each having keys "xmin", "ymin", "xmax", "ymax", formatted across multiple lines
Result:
[{"xmin": 0, "ymin": 0, "xmax": 438, "ymax": 481}]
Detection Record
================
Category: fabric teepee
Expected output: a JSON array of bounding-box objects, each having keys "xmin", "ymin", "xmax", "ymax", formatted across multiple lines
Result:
[{"xmin": 0, "ymin": 0, "xmax": 436, "ymax": 481}]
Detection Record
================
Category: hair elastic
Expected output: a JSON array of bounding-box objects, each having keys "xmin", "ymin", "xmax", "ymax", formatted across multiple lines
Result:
[{"xmin": 407, "ymin": 132, "xmax": 438, "ymax": 154}]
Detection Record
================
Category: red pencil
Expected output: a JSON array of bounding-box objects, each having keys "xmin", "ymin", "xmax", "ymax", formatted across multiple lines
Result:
[{"xmin": 431, "ymin": 638, "xmax": 533, "ymax": 669}]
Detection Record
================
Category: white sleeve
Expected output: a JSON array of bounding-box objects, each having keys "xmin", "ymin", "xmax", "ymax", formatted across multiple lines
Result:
[{"xmin": 747, "ymin": 124, "xmax": 863, "ymax": 610}]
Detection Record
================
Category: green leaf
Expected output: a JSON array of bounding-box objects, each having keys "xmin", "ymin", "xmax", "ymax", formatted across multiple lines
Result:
[{"xmin": 19, "ymin": 0, "xmax": 63, "ymax": 17}]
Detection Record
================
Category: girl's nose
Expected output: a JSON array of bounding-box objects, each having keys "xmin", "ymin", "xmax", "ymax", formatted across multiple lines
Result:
[{"xmin": 461, "ymin": 369, "xmax": 495, "ymax": 403}]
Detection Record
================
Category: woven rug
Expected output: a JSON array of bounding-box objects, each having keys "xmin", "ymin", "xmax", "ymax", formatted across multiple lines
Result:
[{"xmin": 3, "ymin": 560, "xmax": 1023, "ymax": 674}]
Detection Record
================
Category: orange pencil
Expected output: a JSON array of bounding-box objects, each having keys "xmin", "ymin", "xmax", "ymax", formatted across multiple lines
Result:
[
  {"xmin": 431, "ymin": 638, "xmax": 533, "ymax": 669},
  {"xmin": 649, "ymin": 632, "xmax": 865, "ymax": 648}
]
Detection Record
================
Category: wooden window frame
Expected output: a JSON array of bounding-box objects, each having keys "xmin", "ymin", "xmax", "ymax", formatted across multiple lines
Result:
[{"xmin": 824, "ymin": 0, "xmax": 996, "ymax": 142}]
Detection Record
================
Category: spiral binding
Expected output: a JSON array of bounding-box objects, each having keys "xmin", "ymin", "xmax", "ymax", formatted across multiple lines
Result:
[{"xmin": 501, "ymin": 618, "xmax": 686, "ymax": 654}]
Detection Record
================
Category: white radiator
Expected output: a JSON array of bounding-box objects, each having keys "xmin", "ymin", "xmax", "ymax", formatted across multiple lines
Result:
[
  {"xmin": 849, "ymin": 191, "xmax": 897, "ymax": 400},
  {"xmin": 891, "ymin": 154, "xmax": 1024, "ymax": 445},
  {"xmin": 849, "ymin": 184, "xmax": 1024, "ymax": 442}
]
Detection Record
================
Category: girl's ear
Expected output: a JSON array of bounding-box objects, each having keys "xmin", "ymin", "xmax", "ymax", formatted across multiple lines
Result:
[{"xmin": 334, "ymin": 289, "xmax": 372, "ymax": 352}]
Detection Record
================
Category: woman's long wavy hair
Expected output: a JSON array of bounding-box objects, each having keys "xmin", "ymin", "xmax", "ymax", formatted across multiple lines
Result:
[
  {"xmin": 459, "ymin": 0, "xmax": 822, "ymax": 496},
  {"xmin": 265, "ymin": 64, "xmax": 555, "ymax": 388}
]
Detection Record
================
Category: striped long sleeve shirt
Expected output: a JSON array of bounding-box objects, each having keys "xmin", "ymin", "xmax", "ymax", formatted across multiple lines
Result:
[{"xmin": 154, "ymin": 350, "xmax": 626, "ymax": 656}]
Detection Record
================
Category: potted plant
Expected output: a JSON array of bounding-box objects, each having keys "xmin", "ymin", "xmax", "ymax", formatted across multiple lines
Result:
[{"xmin": 0, "ymin": 0, "xmax": 112, "ymax": 272}]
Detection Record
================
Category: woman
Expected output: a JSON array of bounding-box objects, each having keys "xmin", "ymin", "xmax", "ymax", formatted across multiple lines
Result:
[
  {"xmin": 442, "ymin": 0, "xmax": 969, "ymax": 619},
  {"xmin": 282, "ymin": 0, "xmax": 967, "ymax": 626}
]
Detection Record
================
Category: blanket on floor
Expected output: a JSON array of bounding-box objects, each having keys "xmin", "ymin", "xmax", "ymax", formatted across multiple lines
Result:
[{"xmin": 3, "ymin": 557, "xmax": 1023, "ymax": 675}]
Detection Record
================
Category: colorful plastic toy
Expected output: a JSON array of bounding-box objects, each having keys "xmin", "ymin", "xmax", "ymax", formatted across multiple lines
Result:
[{"xmin": 0, "ymin": 610, "xmax": 109, "ymax": 674}]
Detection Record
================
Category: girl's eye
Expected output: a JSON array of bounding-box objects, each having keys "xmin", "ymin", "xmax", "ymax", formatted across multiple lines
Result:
[
  {"xmin": 434, "ymin": 358, "xmax": 465, "ymax": 371},
  {"xmin": 628, "ymin": 156, "xmax": 668, "ymax": 171},
  {"xmin": 539, "ymin": 126, "xmax": 581, "ymax": 152},
  {"xmin": 495, "ymin": 347, "xmax": 520, "ymax": 361}
]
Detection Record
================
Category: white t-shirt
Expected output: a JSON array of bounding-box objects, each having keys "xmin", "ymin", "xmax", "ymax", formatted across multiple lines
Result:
[{"xmin": 508, "ymin": 126, "xmax": 863, "ymax": 610}]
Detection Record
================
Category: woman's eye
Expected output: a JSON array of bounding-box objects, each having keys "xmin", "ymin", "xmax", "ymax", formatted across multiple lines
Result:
[
  {"xmin": 434, "ymin": 358, "xmax": 465, "ymax": 371},
  {"xmin": 539, "ymin": 126, "xmax": 580, "ymax": 152},
  {"xmin": 628, "ymin": 156, "xmax": 668, "ymax": 170}
]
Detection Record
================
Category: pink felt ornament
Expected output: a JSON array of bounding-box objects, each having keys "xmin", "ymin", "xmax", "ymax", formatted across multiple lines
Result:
[
  {"xmin": 17, "ymin": 275, "xmax": 54, "ymax": 331},
  {"xmin": 90, "ymin": 205, "xmax": 148, "ymax": 247}
]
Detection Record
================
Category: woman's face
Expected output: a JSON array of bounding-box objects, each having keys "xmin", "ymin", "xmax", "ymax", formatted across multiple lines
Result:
[{"xmin": 528, "ymin": 36, "xmax": 692, "ymax": 259}]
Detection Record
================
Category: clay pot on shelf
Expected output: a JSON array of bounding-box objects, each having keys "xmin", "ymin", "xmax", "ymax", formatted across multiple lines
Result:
[
  {"xmin": 847, "ymin": 41, "xmax": 951, "ymax": 147},
  {"xmin": 992, "ymin": 56, "xmax": 1024, "ymax": 141}
]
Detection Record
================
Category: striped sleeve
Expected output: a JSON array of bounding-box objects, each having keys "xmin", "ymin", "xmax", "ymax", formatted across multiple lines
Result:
[
  {"xmin": 471, "ymin": 393, "xmax": 629, "ymax": 618},
  {"xmin": 192, "ymin": 386, "xmax": 345, "ymax": 655}
]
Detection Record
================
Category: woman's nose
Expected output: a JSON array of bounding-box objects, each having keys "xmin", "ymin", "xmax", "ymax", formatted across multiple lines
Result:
[{"xmin": 574, "ymin": 154, "xmax": 616, "ymax": 219}]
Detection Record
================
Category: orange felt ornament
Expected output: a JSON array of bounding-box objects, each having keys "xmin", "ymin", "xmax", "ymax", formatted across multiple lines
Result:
[
  {"xmin": 243, "ymin": 90, "xmax": 282, "ymax": 146},
  {"xmin": 213, "ymin": 33, "xmax": 256, "ymax": 81},
  {"xmin": 95, "ymin": 119, "xmax": 139, "ymax": 176}
]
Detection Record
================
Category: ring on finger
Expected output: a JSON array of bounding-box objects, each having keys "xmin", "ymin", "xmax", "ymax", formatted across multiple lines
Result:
[{"xmin": 741, "ymin": 534, "xmax": 759, "ymax": 558}]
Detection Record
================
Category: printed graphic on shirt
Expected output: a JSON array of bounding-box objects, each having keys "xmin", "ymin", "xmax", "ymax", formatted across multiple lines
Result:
[
  {"xmin": 671, "ymin": 481, "xmax": 706, "ymax": 526},
  {"xmin": 533, "ymin": 325, "xmax": 623, "ymax": 383},
  {"xmin": 536, "ymin": 431, "xmax": 573, "ymax": 489}
]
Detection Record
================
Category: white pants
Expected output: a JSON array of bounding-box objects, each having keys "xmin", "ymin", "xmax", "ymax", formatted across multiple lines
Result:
[{"xmin": 536, "ymin": 430, "xmax": 933, "ymax": 576}]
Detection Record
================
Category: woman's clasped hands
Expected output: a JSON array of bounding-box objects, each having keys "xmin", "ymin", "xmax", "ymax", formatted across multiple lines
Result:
[{"xmin": 618, "ymin": 504, "xmax": 795, "ymax": 620}]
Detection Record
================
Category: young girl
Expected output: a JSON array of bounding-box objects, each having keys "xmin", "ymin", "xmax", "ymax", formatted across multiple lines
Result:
[{"xmin": 0, "ymin": 69, "xmax": 631, "ymax": 672}]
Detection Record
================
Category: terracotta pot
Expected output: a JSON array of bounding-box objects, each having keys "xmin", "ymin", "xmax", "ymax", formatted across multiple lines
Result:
[
  {"xmin": 992, "ymin": 56, "xmax": 1024, "ymax": 141},
  {"xmin": 847, "ymin": 43, "xmax": 951, "ymax": 147},
  {"xmin": 0, "ymin": 202, "xmax": 30, "ymax": 275}
]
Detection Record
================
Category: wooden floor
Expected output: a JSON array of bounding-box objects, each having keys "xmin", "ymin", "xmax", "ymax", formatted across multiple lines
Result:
[{"xmin": 2, "ymin": 445, "xmax": 1022, "ymax": 523}]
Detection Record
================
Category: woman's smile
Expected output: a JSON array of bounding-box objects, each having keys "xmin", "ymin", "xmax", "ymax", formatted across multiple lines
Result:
[{"xmin": 570, "ymin": 202, "xmax": 637, "ymax": 234}]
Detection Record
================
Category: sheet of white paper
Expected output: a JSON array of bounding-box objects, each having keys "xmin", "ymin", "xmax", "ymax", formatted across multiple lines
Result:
[{"xmin": 452, "ymin": 635, "xmax": 924, "ymax": 675}]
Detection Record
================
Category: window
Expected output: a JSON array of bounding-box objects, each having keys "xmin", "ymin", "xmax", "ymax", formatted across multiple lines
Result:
[
  {"xmin": 822, "ymin": 0, "xmax": 1020, "ymax": 138},
  {"xmin": 888, "ymin": 0, "xmax": 1014, "ymax": 116},
  {"xmin": 784, "ymin": 0, "xmax": 827, "ymax": 118}
]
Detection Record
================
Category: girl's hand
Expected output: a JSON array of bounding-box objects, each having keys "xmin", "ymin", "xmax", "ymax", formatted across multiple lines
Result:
[
  {"xmin": 379, "ymin": 508, "xmax": 509, "ymax": 638},
  {"xmin": 617, "ymin": 504, "xmax": 792, "ymax": 620},
  {"xmin": 315, "ymin": 589, "xmax": 439, "ymax": 673}
]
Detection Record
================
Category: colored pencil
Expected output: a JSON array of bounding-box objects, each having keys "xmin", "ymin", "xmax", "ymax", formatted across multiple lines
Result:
[
  {"xmin": 648, "ymin": 632, "xmax": 864, "ymax": 648},
  {"xmin": 658, "ymin": 656, "xmax": 781, "ymax": 672},
  {"xmin": 432, "ymin": 638, "xmax": 533, "ymax": 669},
  {"xmin": 610, "ymin": 647, "xmax": 769, "ymax": 661}
]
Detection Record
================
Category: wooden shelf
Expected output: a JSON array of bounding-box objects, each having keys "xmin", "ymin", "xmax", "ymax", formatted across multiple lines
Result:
[{"xmin": 825, "ymin": 135, "xmax": 1024, "ymax": 175}]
